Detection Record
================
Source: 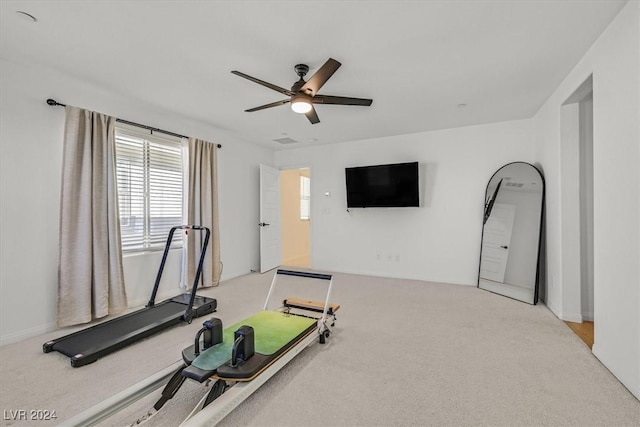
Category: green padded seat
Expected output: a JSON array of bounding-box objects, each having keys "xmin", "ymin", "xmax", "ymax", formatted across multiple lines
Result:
[{"xmin": 191, "ymin": 310, "xmax": 316, "ymax": 372}]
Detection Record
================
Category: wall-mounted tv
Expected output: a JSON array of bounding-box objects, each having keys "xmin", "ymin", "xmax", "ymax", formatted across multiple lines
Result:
[{"xmin": 345, "ymin": 162, "xmax": 420, "ymax": 208}]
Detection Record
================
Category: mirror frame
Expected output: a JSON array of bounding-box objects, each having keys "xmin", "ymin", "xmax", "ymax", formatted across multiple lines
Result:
[{"xmin": 477, "ymin": 162, "xmax": 545, "ymax": 304}]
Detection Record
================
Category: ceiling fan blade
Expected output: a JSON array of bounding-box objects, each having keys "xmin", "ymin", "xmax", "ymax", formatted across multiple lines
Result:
[
  {"xmin": 245, "ymin": 99, "xmax": 290, "ymax": 112},
  {"xmin": 231, "ymin": 71, "xmax": 294, "ymax": 96},
  {"xmin": 312, "ymin": 94, "xmax": 373, "ymax": 106},
  {"xmin": 300, "ymin": 58, "xmax": 341, "ymax": 96},
  {"xmin": 305, "ymin": 106, "xmax": 320, "ymax": 124}
]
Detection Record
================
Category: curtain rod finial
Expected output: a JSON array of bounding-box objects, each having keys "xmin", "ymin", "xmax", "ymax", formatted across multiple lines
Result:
[{"xmin": 47, "ymin": 99, "xmax": 67, "ymax": 107}]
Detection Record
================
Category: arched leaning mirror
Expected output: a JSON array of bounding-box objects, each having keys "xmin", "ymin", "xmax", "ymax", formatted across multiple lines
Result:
[{"xmin": 478, "ymin": 162, "xmax": 544, "ymax": 304}]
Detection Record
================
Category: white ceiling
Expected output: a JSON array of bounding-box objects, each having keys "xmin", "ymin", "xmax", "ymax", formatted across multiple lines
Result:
[{"xmin": 0, "ymin": 1, "xmax": 626, "ymax": 149}]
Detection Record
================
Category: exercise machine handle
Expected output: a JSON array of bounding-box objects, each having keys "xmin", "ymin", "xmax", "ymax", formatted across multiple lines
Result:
[
  {"xmin": 230, "ymin": 335, "xmax": 244, "ymax": 368},
  {"xmin": 276, "ymin": 269, "xmax": 332, "ymax": 281},
  {"xmin": 193, "ymin": 324, "xmax": 207, "ymax": 357},
  {"xmin": 194, "ymin": 318, "xmax": 222, "ymax": 357}
]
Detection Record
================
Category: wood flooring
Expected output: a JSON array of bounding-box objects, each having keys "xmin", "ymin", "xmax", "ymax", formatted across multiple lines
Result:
[{"xmin": 565, "ymin": 320, "xmax": 594, "ymax": 349}]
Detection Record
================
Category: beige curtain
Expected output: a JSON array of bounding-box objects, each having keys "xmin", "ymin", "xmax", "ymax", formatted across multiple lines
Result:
[
  {"xmin": 57, "ymin": 106, "xmax": 127, "ymax": 327},
  {"xmin": 183, "ymin": 138, "xmax": 221, "ymax": 288}
]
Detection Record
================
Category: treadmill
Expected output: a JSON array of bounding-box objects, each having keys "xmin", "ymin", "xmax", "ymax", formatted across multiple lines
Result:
[{"xmin": 43, "ymin": 225, "xmax": 217, "ymax": 367}]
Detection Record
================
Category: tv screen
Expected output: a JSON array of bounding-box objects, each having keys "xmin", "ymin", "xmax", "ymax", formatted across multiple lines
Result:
[{"xmin": 345, "ymin": 162, "xmax": 419, "ymax": 208}]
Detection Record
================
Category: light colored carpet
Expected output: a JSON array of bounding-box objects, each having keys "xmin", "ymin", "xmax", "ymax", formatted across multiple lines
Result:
[{"xmin": 1, "ymin": 271, "xmax": 639, "ymax": 427}]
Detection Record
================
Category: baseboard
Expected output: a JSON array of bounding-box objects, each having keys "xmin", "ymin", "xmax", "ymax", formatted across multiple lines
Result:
[
  {"xmin": 561, "ymin": 312, "xmax": 584, "ymax": 323},
  {"xmin": 537, "ymin": 302, "xmax": 585, "ymax": 323},
  {"xmin": 0, "ymin": 322, "xmax": 57, "ymax": 347},
  {"xmin": 545, "ymin": 306, "xmax": 584, "ymax": 323},
  {"xmin": 544, "ymin": 300, "xmax": 561, "ymax": 318},
  {"xmin": 127, "ymin": 289, "xmax": 190, "ymax": 310},
  {"xmin": 314, "ymin": 266, "xmax": 471, "ymax": 287},
  {"xmin": 592, "ymin": 343, "xmax": 640, "ymax": 400},
  {"xmin": 563, "ymin": 311, "xmax": 594, "ymax": 323},
  {"xmin": 0, "ymin": 294, "xmax": 183, "ymax": 347},
  {"xmin": 0, "ymin": 274, "xmax": 244, "ymax": 348},
  {"xmin": 127, "ymin": 296, "xmax": 151, "ymax": 309}
]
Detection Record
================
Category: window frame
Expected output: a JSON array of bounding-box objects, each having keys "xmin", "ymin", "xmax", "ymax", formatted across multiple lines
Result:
[
  {"xmin": 300, "ymin": 175, "xmax": 310, "ymax": 221},
  {"xmin": 114, "ymin": 124, "xmax": 185, "ymax": 253}
]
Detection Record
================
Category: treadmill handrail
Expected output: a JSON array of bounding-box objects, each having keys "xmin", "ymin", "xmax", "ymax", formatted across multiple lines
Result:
[
  {"xmin": 147, "ymin": 225, "xmax": 211, "ymax": 323},
  {"xmin": 185, "ymin": 227, "xmax": 211, "ymax": 323}
]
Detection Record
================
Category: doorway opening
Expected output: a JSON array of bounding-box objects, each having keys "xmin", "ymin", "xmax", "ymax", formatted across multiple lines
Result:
[
  {"xmin": 560, "ymin": 75, "xmax": 594, "ymax": 348},
  {"xmin": 279, "ymin": 168, "xmax": 311, "ymax": 268}
]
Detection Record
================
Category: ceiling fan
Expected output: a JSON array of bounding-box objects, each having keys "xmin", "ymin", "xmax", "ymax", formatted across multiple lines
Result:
[{"xmin": 231, "ymin": 58, "xmax": 373, "ymax": 124}]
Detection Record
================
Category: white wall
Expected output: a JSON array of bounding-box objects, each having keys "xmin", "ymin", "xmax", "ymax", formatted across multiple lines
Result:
[
  {"xmin": 0, "ymin": 57, "xmax": 273, "ymax": 344},
  {"xmin": 275, "ymin": 119, "xmax": 535, "ymax": 285},
  {"xmin": 0, "ymin": 59, "xmax": 63, "ymax": 343},
  {"xmin": 533, "ymin": 1, "xmax": 639, "ymax": 399}
]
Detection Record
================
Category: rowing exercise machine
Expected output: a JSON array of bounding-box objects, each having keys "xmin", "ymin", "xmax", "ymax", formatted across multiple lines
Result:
[{"xmin": 146, "ymin": 269, "xmax": 338, "ymax": 425}]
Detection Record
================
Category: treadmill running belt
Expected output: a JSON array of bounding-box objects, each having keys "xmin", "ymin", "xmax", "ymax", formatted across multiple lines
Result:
[{"xmin": 51, "ymin": 301, "xmax": 187, "ymax": 357}]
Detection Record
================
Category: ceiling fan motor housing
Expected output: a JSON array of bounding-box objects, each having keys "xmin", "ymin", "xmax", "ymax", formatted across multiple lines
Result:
[
  {"xmin": 294, "ymin": 64, "xmax": 309, "ymax": 77},
  {"xmin": 292, "ymin": 64, "xmax": 310, "ymax": 92}
]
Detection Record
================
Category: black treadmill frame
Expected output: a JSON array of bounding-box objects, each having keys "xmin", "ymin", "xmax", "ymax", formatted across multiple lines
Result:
[{"xmin": 43, "ymin": 225, "xmax": 217, "ymax": 367}]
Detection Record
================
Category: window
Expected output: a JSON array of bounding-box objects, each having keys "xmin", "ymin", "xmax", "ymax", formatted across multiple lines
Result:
[
  {"xmin": 115, "ymin": 126, "xmax": 183, "ymax": 251},
  {"xmin": 300, "ymin": 175, "xmax": 310, "ymax": 220}
]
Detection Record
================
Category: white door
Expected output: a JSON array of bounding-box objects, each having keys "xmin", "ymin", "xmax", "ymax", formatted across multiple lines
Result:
[
  {"xmin": 259, "ymin": 164, "xmax": 281, "ymax": 273},
  {"xmin": 479, "ymin": 203, "xmax": 516, "ymax": 283}
]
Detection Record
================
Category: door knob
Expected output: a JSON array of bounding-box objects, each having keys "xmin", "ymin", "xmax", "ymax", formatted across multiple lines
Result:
[
  {"xmin": 500, "ymin": 245, "xmax": 508, "ymax": 249},
  {"xmin": 258, "ymin": 222, "xmax": 270, "ymax": 227}
]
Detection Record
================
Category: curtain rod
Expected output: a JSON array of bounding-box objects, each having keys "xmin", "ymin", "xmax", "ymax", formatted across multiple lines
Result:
[{"xmin": 46, "ymin": 99, "xmax": 221, "ymax": 148}]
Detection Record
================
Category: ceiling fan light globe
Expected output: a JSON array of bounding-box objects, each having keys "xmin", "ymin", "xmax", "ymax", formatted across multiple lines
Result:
[{"xmin": 291, "ymin": 96, "xmax": 312, "ymax": 114}]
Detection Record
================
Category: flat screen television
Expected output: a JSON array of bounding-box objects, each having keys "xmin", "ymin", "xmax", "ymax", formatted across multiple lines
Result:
[{"xmin": 345, "ymin": 162, "xmax": 420, "ymax": 208}]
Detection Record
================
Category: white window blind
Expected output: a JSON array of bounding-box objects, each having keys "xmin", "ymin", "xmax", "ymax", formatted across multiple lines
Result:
[
  {"xmin": 300, "ymin": 175, "xmax": 310, "ymax": 220},
  {"xmin": 115, "ymin": 127, "xmax": 183, "ymax": 251}
]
